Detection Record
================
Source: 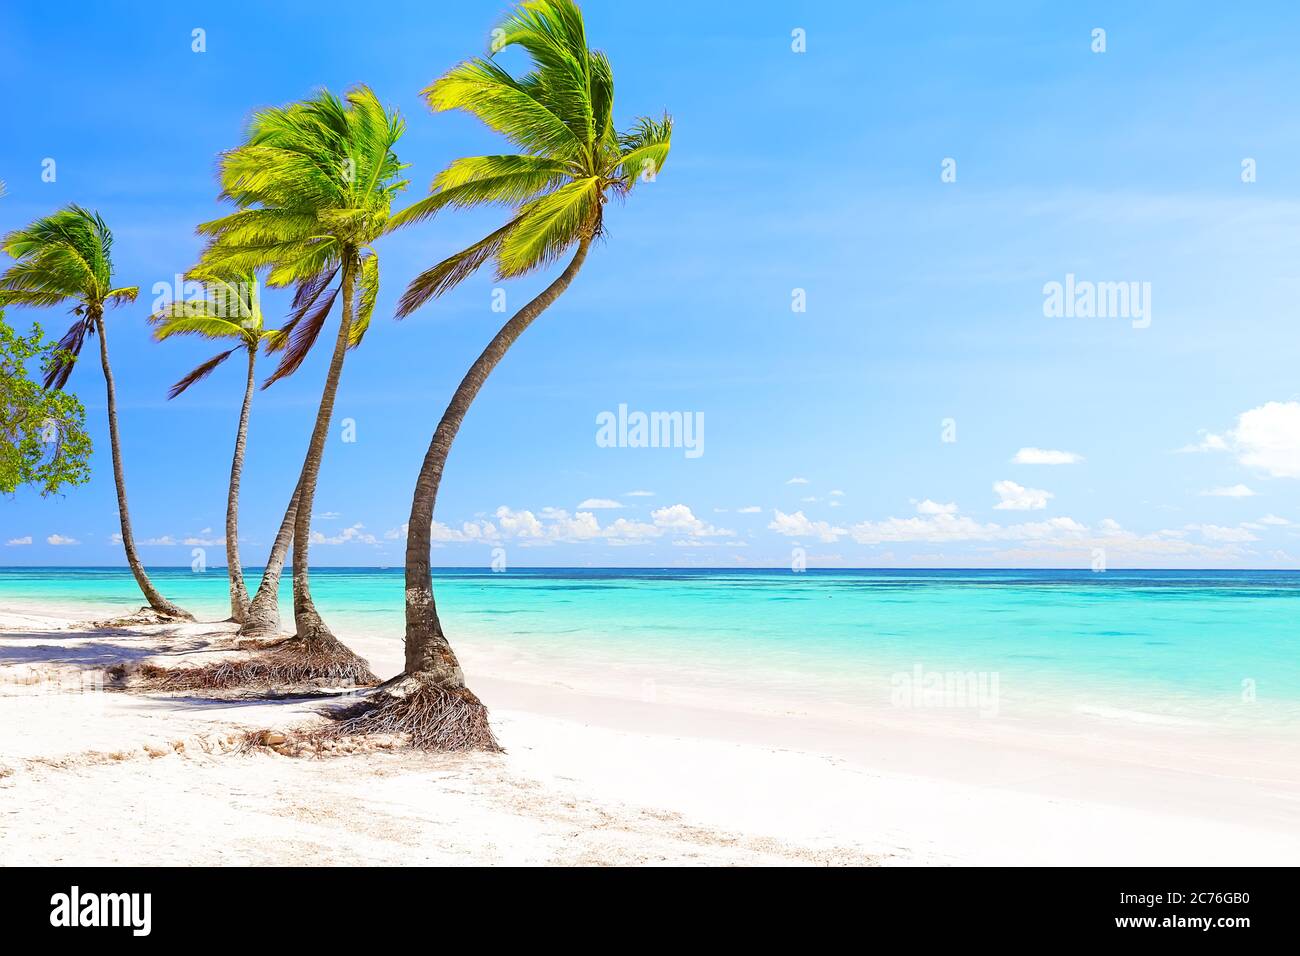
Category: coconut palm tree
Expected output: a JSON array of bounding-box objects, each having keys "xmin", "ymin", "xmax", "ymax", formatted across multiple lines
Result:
[
  {"xmin": 149, "ymin": 269, "xmax": 279, "ymax": 622},
  {"xmin": 196, "ymin": 86, "xmax": 408, "ymax": 678},
  {"xmin": 340, "ymin": 0, "xmax": 672, "ymax": 748},
  {"xmin": 0, "ymin": 206, "xmax": 193, "ymax": 620}
]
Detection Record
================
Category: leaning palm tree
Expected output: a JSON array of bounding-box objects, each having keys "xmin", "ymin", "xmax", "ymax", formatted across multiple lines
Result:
[
  {"xmin": 0, "ymin": 206, "xmax": 193, "ymax": 620},
  {"xmin": 335, "ymin": 0, "xmax": 671, "ymax": 748},
  {"xmin": 194, "ymin": 86, "xmax": 408, "ymax": 681},
  {"xmin": 149, "ymin": 269, "xmax": 278, "ymax": 623}
]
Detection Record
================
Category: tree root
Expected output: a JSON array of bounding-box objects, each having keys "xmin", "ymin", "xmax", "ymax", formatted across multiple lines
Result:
[
  {"xmin": 319, "ymin": 675, "xmax": 501, "ymax": 752},
  {"xmin": 129, "ymin": 636, "xmax": 379, "ymax": 692}
]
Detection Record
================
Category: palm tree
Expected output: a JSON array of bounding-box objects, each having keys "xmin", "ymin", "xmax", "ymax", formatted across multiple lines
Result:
[
  {"xmin": 149, "ymin": 269, "xmax": 278, "ymax": 623},
  {"xmin": 341, "ymin": 0, "xmax": 672, "ymax": 748},
  {"xmin": 196, "ymin": 86, "xmax": 408, "ymax": 678},
  {"xmin": 0, "ymin": 206, "xmax": 193, "ymax": 620}
]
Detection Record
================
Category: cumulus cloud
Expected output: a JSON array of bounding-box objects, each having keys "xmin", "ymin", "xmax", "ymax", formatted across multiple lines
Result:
[
  {"xmin": 768, "ymin": 510, "xmax": 847, "ymax": 543},
  {"xmin": 385, "ymin": 503, "xmax": 731, "ymax": 548},
  {"xmin": 993, "ymin": 480, "xmax": 1052, "ymax": 511},
  {"xmin": 737, "ymin": 505, "xmax": 762, "ymax": 514},
  {"xmin": 1186, "ymin": 402, "xmax": 1300, "ymax": 477},
  {"xmin": 916, "ymin": 499, "xmax": 958, "ymax": 515},
  {"xmin": 1013, "ymin": 448, "xmax": 1083, "ymax": 465},
  {"xmin": 1259, "ymin": 514, "xmax": 1290, "ymax": 526},
  {"xmin": 577, "ymin": 498, "xmax": 623, "ymax": 510},
  {"xmin": 650, "ymin": 504, "xmax": 732, "ymax": 539},
  {"xmin": 46, "ymin": 534, "xmax": 79, "ymax": 545},
  {"xmin": 1232, "ymin": 402, "xmax": 1300, "ymax": 477},
  {"xmin": 843, "ymin": 507, "xmax": 1230, "ymax": 560},
  {"xmin": 1179, "ymin": 432, "xmax": 1230, "ymax": 453},
  {"xmin": 5, "ymin": 536, "xmax": 32, "ymax": 546},
  {"xmin": 1201, "ymin": 484, "xmax": 1256, "ymax": 498},
  {"xmin": 310, "ymin": 523, "xmax": 378, "ymax": 545},
  {"xmin": 786, "ymin": 477, "xmax": 809, "ymax": 485}
]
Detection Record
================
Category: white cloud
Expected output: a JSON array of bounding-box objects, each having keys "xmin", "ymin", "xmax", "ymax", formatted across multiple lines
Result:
[
  {"xmin": 830, "ymin": 490, "xmax": 845, "ymax": 497},
  {"xmin": 916, "ymin": 499, "xmax": 958, "ymax": 515},
  {"xmin": 46, "ymin": 534, "xmax": 79, "ymax": 546},
  {"xmin": 786, "ymin": 477, "xmax": 809, "ymax": 485},
  {"xmin": 577, "ymin": 498, "xmax": 623, "ymax": 510},
  {"xmin": 1187, "ymin": 524, "xmax": 1258, "ymax": 543},
  {"xmin": 1187, "ymin": 402, "xmax": 1300, "ymax": 477},
  {"xmin": 1260, "ymin": 514, "xmax": 1290, "ymax": 526},
  {"xmin": 1233, "ymin": 402, "xmax": 1300, "ymax": 477},
  {"xmin": 140, "ymin": 535, "xmax": 179, "ymax": 546},
  {"xmin": 310, "ymin": 523, "xmax": 378, "ymax": 545},
  {"xmin": 1201, "ymin": 484, "xmax": 1256, "ymax": 498},
  {"xmin": 5, "ymin": 536, "xmax": 32, "ymax": 546},
  {"xmin": 993, "ymin": 480, "xmax": 1052, "ymax": 511},
  {"xmin": 650, "ymin": 504, "xmax": 732, "ymax": 538},
  {"xmin": 800, "ymin": 495, "xmax": 819, "ymax": 503},
  {"xmin": 844, "ymin": 510, "xmax": 1227, "ymax": 559},
  {"xmin": 183, "ymin": 535, "xmax": 226, "ymax": 546},
  {"xmin": 768, "ymin": 510, "xmax": 846, "ymax": 543},
  {"xmin": 318, "ymin": 511, "xmax": 342, "ymax": 520},
  {"xmin": 737, "ymin": 505, "xmax": 762, "ymax": 514},
  {"xmin": 624, "ymin": 490, "xmax": 655, "ymax": 497},
  {"xmin": 385, "ymin": 503, "xmax": 729, "ymax": 547},
  {"xmin": 1013, "ymin": 448, "xmax": 1083, "ymax": 465}
]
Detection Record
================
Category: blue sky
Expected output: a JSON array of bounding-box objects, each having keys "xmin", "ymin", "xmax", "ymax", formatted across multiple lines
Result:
[{"xmin": 4, "ymin": 0, "xmax": 1300, "ymax": 569}]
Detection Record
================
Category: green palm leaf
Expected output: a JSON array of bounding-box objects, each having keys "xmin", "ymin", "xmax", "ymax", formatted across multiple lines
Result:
[{"xmin": 397, "ymin": 0, "xmax": 673, "ymax": 313}]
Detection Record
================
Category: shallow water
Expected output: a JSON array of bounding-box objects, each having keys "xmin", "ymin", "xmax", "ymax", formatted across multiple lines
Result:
[{"xmin": 4, "ymin": 566, "xmax": 1299, "ymax": 729}]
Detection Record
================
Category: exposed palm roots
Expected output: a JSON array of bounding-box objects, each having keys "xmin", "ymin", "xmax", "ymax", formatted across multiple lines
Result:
[
  {"xmin": 133, "ymin": 636, "xmax": 379, "ymax": 692},
  {"xmin": 321, "ymin": 676, "xmax": 501, "ymax": 752}
]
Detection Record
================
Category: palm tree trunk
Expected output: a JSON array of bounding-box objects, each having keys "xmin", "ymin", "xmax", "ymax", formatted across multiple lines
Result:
[
  {"xmin": 92, "ymin": 313, "xmax": 193, "ymax": 621},
  {"xmin": 236, "ymin": 479, "xmax": 298, "ymax": 638},
  {"xmin": 224, "ymin": 345, "xmax": 256, "ymax": 622},
  {"xmin": 290, "ymin": 253, "xmax": 356, "ymax": 643},
  {"xmin": 404, "ymin": 236, "xmax": 592, "ymax": 681}
]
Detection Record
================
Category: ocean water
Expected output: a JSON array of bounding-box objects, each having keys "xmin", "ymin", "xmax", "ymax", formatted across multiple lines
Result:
[{"xmin": 3, "ymin": 566, "xmax": 1299, "ymax": 729}]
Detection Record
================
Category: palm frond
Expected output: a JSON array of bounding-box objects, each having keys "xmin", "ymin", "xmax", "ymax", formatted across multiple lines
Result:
[
  {"xmin": 42, "ymin": 317, "xmax": 93, "ymax": 389},
  {"xmin": 0, "ymin": 206, "xmax": 134, "ymax": 323},
  {"xmin": 424, "ymin": 58, "xmax": 582, "ymax": 160},
  {"xmin": 496, "ymin": 176, "xmax": 599, "ymax": 277},
  {"xmin": 350, "ymin": 253, "xmax": 379, "ymax": 347},
  {"xmin": 167, "ymin": 347, "xmax": 239, "ymax": 399},
  {"xmin": 261, "ymin": 283, "xmax": 336, "ymax": 387},
  {"xmin": 396, "ymin": 215, "xmax": 523, "ymax": 317},
  {"xmin": 614, "ymin": 114, "xmax": 673, "ymax": 191},
  {"xmin": 388, "ymin": 155, "xmax": 570, "ymax": 231}
]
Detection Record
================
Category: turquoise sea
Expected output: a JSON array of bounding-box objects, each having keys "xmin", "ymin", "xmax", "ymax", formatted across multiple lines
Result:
[{"xmin": 3, "ymin": 567, "xmax": 1299, "ymax": 729}]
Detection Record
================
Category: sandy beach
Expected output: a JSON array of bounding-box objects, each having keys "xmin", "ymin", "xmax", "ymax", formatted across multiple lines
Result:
[{"xmin": 2, "ymin": 598, "xmax": 1297, "ymax": 867}]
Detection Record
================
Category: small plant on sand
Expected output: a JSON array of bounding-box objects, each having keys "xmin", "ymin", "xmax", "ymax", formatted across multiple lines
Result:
[{"xmin": 331, "ymin": 0, "xmax": 672, "ymax": 750}]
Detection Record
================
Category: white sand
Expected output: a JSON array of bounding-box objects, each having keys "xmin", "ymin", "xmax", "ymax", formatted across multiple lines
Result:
[{"xmin": 2, "ymin": 600, "xmax": 1299, "ymax": 866}]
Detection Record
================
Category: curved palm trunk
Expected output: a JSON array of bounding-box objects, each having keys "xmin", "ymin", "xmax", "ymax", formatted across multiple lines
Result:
[
  {"xmin": 224, "ymin": 345, "xmax": 257, "ymax": 622},
  {"xmin": 404, "ymin": 237, "xmax": 592, "ymax": 682},
  {"xmin": 290, "ymin": 254, "xmax": 357, "ymax": 643},
  {"xmin": 237, "ymin": 481, "xmax": 298, "ymax": 637},
  {"xmin": 93, "ymin": 313, "xmax": 193, "ymax": 621}
]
